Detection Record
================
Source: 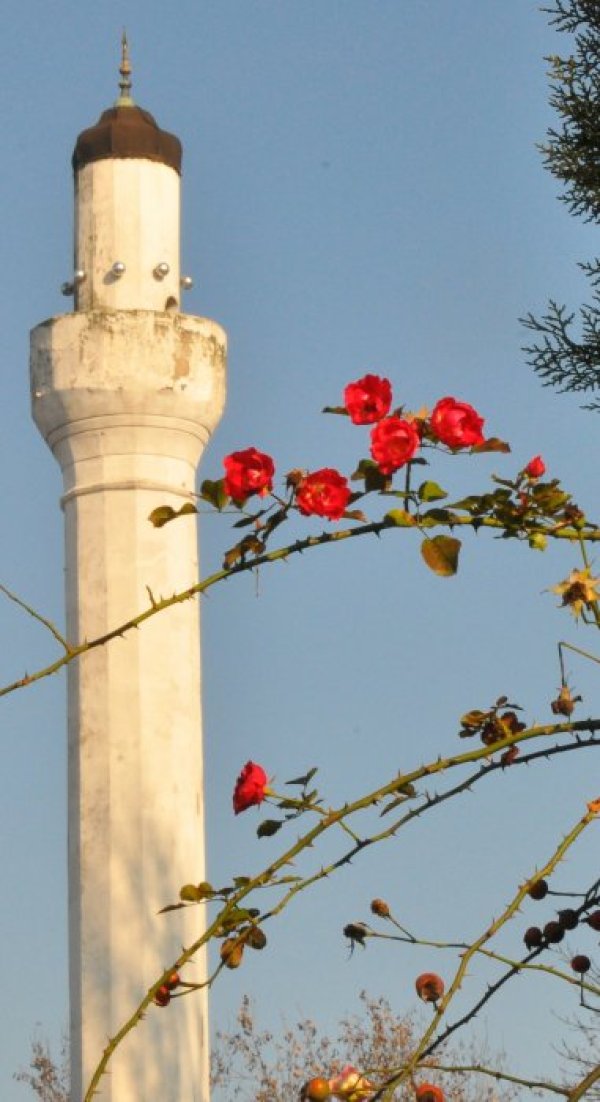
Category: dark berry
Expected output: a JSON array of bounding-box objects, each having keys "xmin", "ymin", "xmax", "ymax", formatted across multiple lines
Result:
[
  {"xmin": 585, "ymin": 911, "xmax": 600, "ymax": 931},
  {"xmin": 524, "ymin": 926, "xmax": 543, "ymax": 950},
  {"xmin": 153, "ymin": 985, "xmax": 171, "ymax": 1007},
  {"xmin": 571, "ymin": 955, "xmax": 591, "ymax": 974},
  {"xmin": 528, "ymin": 879, "xmax": 549, "ymax": 901},
  {"xmin": 558, "ymin": 909, "xmax": 578, "ymax": 931},
  {"xmin": 544, "ymin": 921, "xmax": 564, "ymax": 944}
]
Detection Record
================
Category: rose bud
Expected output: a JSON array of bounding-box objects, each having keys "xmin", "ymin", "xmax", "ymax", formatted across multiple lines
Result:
[
  {"xmin": 415, "ymin": 972, "xmax": 445, "ymax": 1003},
  {"xmin": 370, "ymin": 898, "xmax": 391, "ymax": 918},
  {"xmin": 153, "ymin": 984, "xmax": 171, "ymax": 1007},
  {"xmin": 524, "ymin": 926, "xmax": 543, "ymax": 950},
  {"xmin": 543, "ymin": 921, "xmax": 564, "ymax": 944},
  {"xmin": 525, "ymin": 455, "xmax": 545, "ymax": 479},
  {"xmin": 220, "ymin": 937, "xmax": 245, "ymax": 969},
  {"xmin": 415, "ymin": 1085, "xmax": 445, "ymax": 1102},
  {"xmin": 302, "ymin": 1077, "xmax": 332, "ymax": 1100},
  {"xmin": 585, "ymin": 911, "xmax": 600, "ymax": 931},
  {"xmin": 558, "ymin": 909, "xmax": 579, "ymax": 931},
  {"xmin": 571, "ymin": 955, "xmax": 591, "ymax": 974},
  {"xmin": 233, "ymin": 761, "xmax": 270, "ymax": 814},
  {"xmin": 528, "ymin": 879, "xmax": 548, "ymax": 901}
]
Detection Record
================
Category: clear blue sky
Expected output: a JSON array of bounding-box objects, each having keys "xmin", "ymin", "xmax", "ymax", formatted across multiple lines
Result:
[{"xmin": 1, "ymin": 2, "xmax": 598, "ymax": 1098}]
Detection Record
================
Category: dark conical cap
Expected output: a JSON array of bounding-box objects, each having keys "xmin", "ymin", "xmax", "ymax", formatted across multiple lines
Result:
[{"xmin": 72, "ymin": 34, "xmax": 182, "ymax": 175}]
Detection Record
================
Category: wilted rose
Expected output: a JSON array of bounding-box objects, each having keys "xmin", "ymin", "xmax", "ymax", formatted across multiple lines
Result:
[
  {"xmin": 223, "ymin": 447, "xmax": 275, "ymax": 502},
  {"xmin": 296, "ymin": 468, "xmax": 351, "ymax": 520},
  {"xmin": 233, "ymin": 761, "xmax": 269, "ymax": 814},
  {"xmin": 370, "ymin": 416, "xmax": 421, "ymax": 474},
  {"xmin": 551, "ymin": 567, "xmax": 600, "ymax": 619},
  {"xmin": 430, "ymin": 396, "xmax": 485, "ymax": 448},
  {"xmin": 344, "ymin": 374, "xmax": 392, "ymax": 424},
  {"xmin": 220, "ymin": 937, "xmax": 245, "ymax": 969}
]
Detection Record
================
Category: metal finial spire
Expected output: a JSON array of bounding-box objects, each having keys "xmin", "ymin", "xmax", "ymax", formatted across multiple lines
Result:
[{"xmin": 116, "ymin": 30, "xmax": 134, "ymax": 106}]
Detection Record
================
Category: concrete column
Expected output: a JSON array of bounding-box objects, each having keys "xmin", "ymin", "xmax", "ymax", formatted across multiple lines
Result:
[{"xmin": 31, "ymin": 310, "xmax": 226, "ymax": 1100}]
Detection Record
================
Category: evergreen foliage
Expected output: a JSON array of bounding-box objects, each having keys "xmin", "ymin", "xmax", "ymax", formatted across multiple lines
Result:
[{"xmin": 522, "ymin": 1, "xmax": 600, "ymax": 407}]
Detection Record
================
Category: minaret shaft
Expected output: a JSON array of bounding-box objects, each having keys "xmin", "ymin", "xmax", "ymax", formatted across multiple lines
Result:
[{"xmin": 30, "ymin": 72, "xmax": 225, "ymax": 1101}]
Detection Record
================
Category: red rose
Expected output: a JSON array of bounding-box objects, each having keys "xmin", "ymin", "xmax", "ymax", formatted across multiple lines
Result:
[
  {"xmin": 343, "ymin": 374, "xmax": 392, "ymax": 424},
  {"xmin": 233, "ymin": 761, "xmax": 269, "ymax": 814},
  {"xmin": 525, "ymin": 454, "xmax": 545, "ymax": 479},
  {"xmin": 370, "ymin": 416, "xmax": 421, "ymax": 474},
  {"xmin": 430, "ymin": 397, "xmax": 485, "ymax": 448},
  {"xmin": 296, "ymin": 468, "xmax": 351, "ymax": 521},
  {"xmin": 415, "ymin": 1085, "xmax": 444, "ymax": 1102},
  {"xmin": 415, "ymin": 972, "xmax": 445, "ymax": 1003},
  {"xmin": 223, "ymin": 447, "xmax": 275, "ymax": 502}
]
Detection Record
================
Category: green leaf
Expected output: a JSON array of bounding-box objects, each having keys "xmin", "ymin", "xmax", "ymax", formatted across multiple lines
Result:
[
  {"xmin": 149, "ymin": 505, "xmax": 177, "ymax": 528},
  {"xmin": 351, "ymin": 459, "xmax": 389, "ymax": 492},
  {"xmin": 257, "ymin": 819, "xmax": 283, "ymax": 838},
  {"xmin": 286, "ymin": 767, "xmax": 318, "ymax": 787},
  {"xmin": 233, "ymin": 508, "xmax": 268, "ymax": 529},
  {"xmin": 422, "ymin": 507, "xmax": 455, "ymax": 524},
  {"xmin": 217, "ymin": 908, "xmax": 258, "ymax": 933},
  {"xmin": 148, "ymin": 503, "xmax": 198, "ymax": 528},
  {"xmin": 528, "ymin": 532, "xmax": 548, "ymax": 551},
  {"xmin": 322, "ymin": 405, "xmax": 349, "ymax": 416},
  {"xmin": 199, "ymin": 478, "xmax": 229, "ymax": 510},
  {"xmin": 157, "ymin": 902, "xmax": 186, "ymax": 914},
  {"xmin": 179, "ymin": 883, "xmax": 203, "ymax": 902},
  {"xmin": 384, "ymin": 509, "xmax": 416, "ymax": 527},
  {"xmin": 232, "ymin": 876, "xmax": 251, "ymax": 888},
  {"xmin": 418, "ymin": 480, "xmax": 448, "ymax": 502},
  {"xmin": 421, "ymin": 535, "xmax": 461, "ymax": 577}
]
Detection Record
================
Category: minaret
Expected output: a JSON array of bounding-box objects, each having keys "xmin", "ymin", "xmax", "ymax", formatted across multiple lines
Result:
[{"xmin": 30, "ymin": 38, "xmax": 226, "ymax": 1101}]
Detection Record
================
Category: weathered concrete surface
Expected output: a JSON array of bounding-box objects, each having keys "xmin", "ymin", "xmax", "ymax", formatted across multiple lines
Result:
[{"xmin": 31, "ymin": 301, "xmax": 226, "ymax": 1099}]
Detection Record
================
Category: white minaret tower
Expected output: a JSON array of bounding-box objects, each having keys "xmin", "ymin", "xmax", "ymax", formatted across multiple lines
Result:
[{"xmin": 30, "ymin": 38, "xmax": 226, "ymax": 1101}]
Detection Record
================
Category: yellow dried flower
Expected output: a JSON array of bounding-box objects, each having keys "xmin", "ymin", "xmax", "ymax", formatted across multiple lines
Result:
[{"xmin": 551, "ymin": 567, "xmax": 600, "ymax": 619}]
